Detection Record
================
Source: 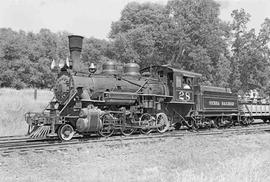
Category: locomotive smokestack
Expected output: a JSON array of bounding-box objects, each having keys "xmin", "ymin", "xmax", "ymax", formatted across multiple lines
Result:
[{"xmin": 68, "ymin": 35, "xmax": 84, "ymax": 72}]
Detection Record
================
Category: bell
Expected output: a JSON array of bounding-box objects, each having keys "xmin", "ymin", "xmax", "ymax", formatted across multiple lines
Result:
[
  {"xmin": 89, "ymin": 63, "xmax": 95, "ymax": 69},
  {"xmin": 89, "ymin": 63, "xmax": 97, "ymax": 73}
]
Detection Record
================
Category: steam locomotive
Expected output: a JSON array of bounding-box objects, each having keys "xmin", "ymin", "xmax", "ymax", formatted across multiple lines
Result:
[{"xmin": 25, "ymin": 35, "xmax": 270, "ymax": 140}]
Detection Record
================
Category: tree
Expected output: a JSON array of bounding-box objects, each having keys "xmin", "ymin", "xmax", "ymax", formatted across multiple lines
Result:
[
  {"xmin": 81, "ymin": 37, "xmax": 112, "ymax": 66},
  {"xmin": 166, "ymin": 0, "xmax": 230, "ymax": 83},
  {"xmin": 214, "ymin": 54, "xmax": 231, "ymax": 87},
  {"xmin": 0, "ymin": 28, "xmax": 62, "ymax": 88},
  {"xmin": 109, "ymin": 2, "xmax": 170, "ymax": 67},
  {"xmin": 230, "ymin": 9, "xmax": 270, "ymax": 93},
  {"xmin": 230, "ymin": 9, "xmax": 250, "ymax": 92}
]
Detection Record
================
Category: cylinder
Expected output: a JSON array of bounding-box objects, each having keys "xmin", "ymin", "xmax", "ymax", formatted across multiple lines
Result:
[
  {"xmin": 76, "ymin": 118, "xmax": 90, "ymax": 133},
  {"xmin": 76, "ymin": 108, "xmax": 101, "ymax": 133}
]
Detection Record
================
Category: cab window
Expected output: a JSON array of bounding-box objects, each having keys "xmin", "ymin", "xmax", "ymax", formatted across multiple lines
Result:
[
  {"xmin": 176, "ymin": 76, "xmax": 182, "ymax": 88},
  {"xmin": 183, "ymin": 76, "xmax": 192, "ymax": 89}
]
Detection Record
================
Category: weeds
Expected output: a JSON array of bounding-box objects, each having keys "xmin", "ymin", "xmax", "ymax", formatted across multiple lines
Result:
[{"xmin": 0, "ymin": 88, "xmax": 53, "ymax": 136}]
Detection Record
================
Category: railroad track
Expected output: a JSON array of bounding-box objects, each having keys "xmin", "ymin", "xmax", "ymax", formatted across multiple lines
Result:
[
  {"xmin": 1, "ymin": 124, "xmax": 270, "ymax": 157},
  {"xmin": 0, "ymin": 135, "xmax": 27, "ymax": 141}
]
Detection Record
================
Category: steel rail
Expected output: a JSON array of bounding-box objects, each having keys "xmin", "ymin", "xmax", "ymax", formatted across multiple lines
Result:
[
  {"xmin": 0, "ymin": 135, "xmax": 27, "ymax": 141},
  {"xmin": 1, "ymin": 124, "xmax": 270, "ymax": 156}
]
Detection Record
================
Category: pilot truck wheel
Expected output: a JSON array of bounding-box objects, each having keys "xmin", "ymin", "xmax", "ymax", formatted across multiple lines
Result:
[{"xmin": 58, "ymin": 124, "xmax": 75, "ymax": 141}]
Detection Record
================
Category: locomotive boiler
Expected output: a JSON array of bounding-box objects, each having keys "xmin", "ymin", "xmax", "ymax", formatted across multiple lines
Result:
[{"xmin": 25, "ymin": 35, "xmax": 270, "ymax": 141}]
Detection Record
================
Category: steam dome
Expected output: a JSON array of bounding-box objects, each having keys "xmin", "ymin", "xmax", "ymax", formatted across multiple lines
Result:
[{"xmin": 123, "ymin": 63, "xmax": 140, "ymax": 76}]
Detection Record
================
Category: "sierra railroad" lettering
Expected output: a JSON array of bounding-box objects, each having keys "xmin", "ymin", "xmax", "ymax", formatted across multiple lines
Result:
[{"xmin": 209, "ymin": 101, "xmax": 235, "ymax": 106}]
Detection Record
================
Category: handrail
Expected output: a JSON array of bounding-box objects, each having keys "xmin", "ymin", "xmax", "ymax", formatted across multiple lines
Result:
[
  {"xmin": 42, "ymin": 96, "xmax": 56, "ymax": 113},
  {"xmin": 59, "ymin": 91, "xmax": 78, "ymax": 114}
]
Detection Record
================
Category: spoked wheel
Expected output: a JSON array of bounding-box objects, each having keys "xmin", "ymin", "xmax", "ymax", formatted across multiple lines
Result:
[
  {"xmin": 98, "ymin": 113, "xmax": 115, "ymax": 137},
  {"xmin": 120, "ymin": 125, "xmax": 135, "ymax": 136},
  {"xmin": 139, "ymin": 113, "xmax": 152, "ymax": 134},
  {"xmin": 214, "ymin": 118, "xmax": 232, "ymax": 128},
  {"xmin": 241, "ymin": 117, "xmax": 249, "ymax": 126},
  {"xmin": 241, "ymin": 117, "xmax": 253, "ymax": 126},
  {"xmin": 213, "ymin": 118, "xmax": 222, "ymax": 129},
  {"xmin": 156, "ymin": 113, "xmax": 170, "ymax": 133},
  {"xmin": 227, "ymin": 120, "xmax": 234, "ymax": 128},
  {"xmin": 58, "ymin": 124, "xmax": 75, "ymax": 141},
  {"xmin": 188, "ymin": 119, "xmax": 199, "ymax": 130}
]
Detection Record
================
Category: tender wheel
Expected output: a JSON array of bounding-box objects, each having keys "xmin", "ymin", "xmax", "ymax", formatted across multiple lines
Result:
[
  {"xmin": 139, "ymin": 113, "xmax": 152, "ymax": 134},
  {"xmin": 215, "ymin": 118, "xmax": 224, "ymax": 129},
  {"xmin": 241, "ymin": 117, "xmax": 253, "ymax": 126},
  {"xmin": 156, "ymin": 113, "xmax": 170, "ymax": 133},
  {"xmin": 58, "ymin": 124, "xmax": 75, "ymax": 141},
  {"xmin": 188, "ymin": 119, "xmax": 199, "ymax": 130},
  {"xmin": 241, "ymin": 117, "xmax": 248, "ymax": 126},
  {"xmin": 98, "ymin": 113, "xmax": 115, "ymax": 137}
]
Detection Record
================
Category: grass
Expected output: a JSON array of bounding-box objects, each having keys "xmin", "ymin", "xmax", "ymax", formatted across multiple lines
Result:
[
  {"xmin": 0, "ymin": 88, "xmax": 53, "ymax": 136},
  {"xmin": 1, "ymin": 133, "xmax": 270, "ymax": 182},
  {"xmin": 0, "ymin": 88, "xmax": 270, "ymax": 181}
]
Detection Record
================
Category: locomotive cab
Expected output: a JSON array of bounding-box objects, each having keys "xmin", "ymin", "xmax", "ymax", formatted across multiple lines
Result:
[
  {"xmin": 170, "ymin": 69, "xmax": 201, "ymax": 104},
  {"xmin": 140, "ymin": 65, "xmax": 201, "ymax": 104}
]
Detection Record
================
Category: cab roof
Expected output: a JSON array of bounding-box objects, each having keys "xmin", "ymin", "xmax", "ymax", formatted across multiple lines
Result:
[{"xmin": 140, "ymin": 65, "xmax": 202, "ymax": 78}]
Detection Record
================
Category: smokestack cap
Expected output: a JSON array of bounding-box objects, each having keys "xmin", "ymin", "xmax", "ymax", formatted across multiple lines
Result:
[{"xmin": 68, "ymin": 35, "xmax": 84, "ymax": 51}]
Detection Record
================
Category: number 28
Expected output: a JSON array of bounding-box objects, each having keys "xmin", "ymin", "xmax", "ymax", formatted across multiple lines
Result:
[{"xmin": 179, "ymin": 91, "xmax": 191, "ymax": 101}]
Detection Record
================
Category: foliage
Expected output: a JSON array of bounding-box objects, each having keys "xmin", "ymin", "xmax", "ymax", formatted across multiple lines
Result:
[
  {"xmin": 0, "ymin": 29, "xmax": 112, "ymax": 89},
  {"xmin": 0, "ymin": 0, "xmax": 270, "ymax": 94},
  {"xmin": 230, "ymin": 9, "xmax": 270, "ymax": 93},
  {"xmin": 109, "ymin": 0, "xmax": 231, "ymax": 85}
]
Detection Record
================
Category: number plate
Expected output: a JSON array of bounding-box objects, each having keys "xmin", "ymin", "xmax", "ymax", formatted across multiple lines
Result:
[{"xmin": 178, "ymin": 91, "xmax": 192, "ymax": 101}]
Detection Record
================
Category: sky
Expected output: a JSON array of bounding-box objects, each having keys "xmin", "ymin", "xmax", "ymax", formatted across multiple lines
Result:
[{"xmin": 0, "ymin": 0, "xmax": 269, "ymax": 39}]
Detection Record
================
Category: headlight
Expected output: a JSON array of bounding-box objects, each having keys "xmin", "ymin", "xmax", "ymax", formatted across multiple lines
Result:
[{"xmin": 54, "ymin": 102, "xmax": 59, "ymax": 110}]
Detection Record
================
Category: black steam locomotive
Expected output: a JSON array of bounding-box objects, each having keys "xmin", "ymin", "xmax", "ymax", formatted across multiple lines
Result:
[{"xmin": 25, "ymin": 35, "xmax": 270, "ymax": 140}]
